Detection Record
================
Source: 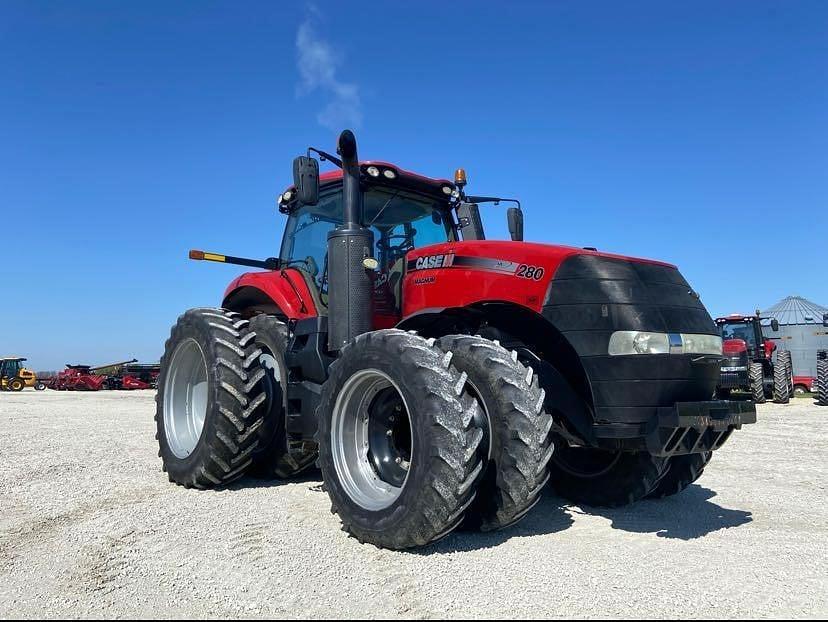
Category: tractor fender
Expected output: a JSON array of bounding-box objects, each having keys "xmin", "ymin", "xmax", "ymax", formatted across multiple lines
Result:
[{"xmin": 222, "ymin": 269, "xmax": 320, "ymax": 320}]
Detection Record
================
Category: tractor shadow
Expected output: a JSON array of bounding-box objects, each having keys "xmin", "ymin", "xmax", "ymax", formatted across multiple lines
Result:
[
  {"xmin": 416, "ymin": 495, "xmax": 576, "ymax": 554},
  {"xmin": 418, "ymin": 484, "xmax": 751, "ymax": 553},
  {"xmin": 572, "ymin": 484, "xmax": 753, "ymax": 540},
  {"xmin": 228, "ymin": 468, "xmax": 323, "ymax": 491},
  {"xmin": 227, "ymin": 475, "xmax": 751, "ymax": 550}
]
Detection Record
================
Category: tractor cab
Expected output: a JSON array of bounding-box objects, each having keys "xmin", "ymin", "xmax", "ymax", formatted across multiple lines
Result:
[
  {"xmin": 277, "ymin": 164, "xmax": 458, "ymax": 323},
  {"xmin": 272, "ymin": 159, "xmax": 524, "ymax": 329},
  {"xmin": 0, "ymin": 357, "xmax": 25, "ymax": 380},
  {"xmin": 716, "ymin": 314, "xmax": 778, "ymax": 362}
]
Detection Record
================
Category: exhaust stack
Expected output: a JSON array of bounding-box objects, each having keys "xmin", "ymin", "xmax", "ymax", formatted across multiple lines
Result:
[{"xmin": 326, "ymin": 130, "xmax": 374, "ymax": 351}]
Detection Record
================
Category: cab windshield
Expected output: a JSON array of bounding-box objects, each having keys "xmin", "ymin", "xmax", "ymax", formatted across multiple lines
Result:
[
  {"xmin": 720, "ymin": 321, "xmax": 758, "ymax": 347},
  {"xmin": 280, "ymin": 187, "xmax": 454, "ymax": 307}
]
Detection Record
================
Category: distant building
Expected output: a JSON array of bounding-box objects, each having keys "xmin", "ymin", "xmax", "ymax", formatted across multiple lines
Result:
[{"xmin": 761, "ymin": 296, "xmax": 828, "ymax": 387}]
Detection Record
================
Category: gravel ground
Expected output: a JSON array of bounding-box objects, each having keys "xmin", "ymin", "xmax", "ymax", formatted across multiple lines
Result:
[{"xmin": 0, "ymin": 390, "xmax": 826, "ymax": 619}]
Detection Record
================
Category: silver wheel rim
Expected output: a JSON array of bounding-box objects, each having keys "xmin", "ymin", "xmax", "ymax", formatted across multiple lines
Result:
[
  {"xmin": 163, "ymin": 338, "xmax": 208, "ymax": 459},
  {"xmin": 331, "ymin": 369, "xmax": 413, "ymax": 511}
]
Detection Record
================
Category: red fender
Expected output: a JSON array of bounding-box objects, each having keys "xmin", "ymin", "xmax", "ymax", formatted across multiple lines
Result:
[{"xmin": 222, "ymin": 268, "xmax": 319, "ymax": 320}]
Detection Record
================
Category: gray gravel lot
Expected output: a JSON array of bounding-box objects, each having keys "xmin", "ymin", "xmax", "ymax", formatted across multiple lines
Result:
[{"xmin": 0, "ymin": 390, "xmax": 826, "ymax": 619}]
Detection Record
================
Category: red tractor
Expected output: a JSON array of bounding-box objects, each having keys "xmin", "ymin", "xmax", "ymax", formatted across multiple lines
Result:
[
  {"xmin": 715, "ymin": 313, "xmax": 792, "ymax": 403},
  {"xmin": 156, "ymin": 130, "xmax": 755, "ymax": 550}
]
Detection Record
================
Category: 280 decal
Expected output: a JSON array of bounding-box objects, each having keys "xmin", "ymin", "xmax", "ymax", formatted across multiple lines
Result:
[
  {"xmin": 407, "ymin": 253, "xmax": 546, "ymax": 280},
  {"xmin": 516, "ymin": 264, "xmax": 545, "ymax": 280}
]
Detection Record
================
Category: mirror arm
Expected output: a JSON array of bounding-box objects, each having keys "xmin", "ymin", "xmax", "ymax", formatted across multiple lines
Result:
[
  {"xmin": 466, "ymin": 195, "xmax": 521, "ymax": 210},
  {"xmin": 308, "ymin": 147, "xmax": 342, "ymax": 168}
]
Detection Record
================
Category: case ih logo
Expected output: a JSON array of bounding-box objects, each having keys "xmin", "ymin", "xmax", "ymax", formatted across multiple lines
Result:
[{"xmin": 413, "ymin": 253, "xmax": 455, "ymax": 270}]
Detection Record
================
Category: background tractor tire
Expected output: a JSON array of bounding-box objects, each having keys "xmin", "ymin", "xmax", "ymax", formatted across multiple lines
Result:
[
  {"xmin": 8, "ymin": 377, "xmax": 25, "ymax": 392},
  {"xmin": 818, "ymin": 359, "xmax": 828, "ymax": 406},
  {"xmin": 247, "ymin": 314, "xmax": 317, "ymax": 479},
  {"xmin": 646, "ymin": 452, "xmax": 712, "ymax": 499},
  {"xmin": 781, "ymin": 350, "xmax": 794, "ymax": 396},
  {"xmin": 773, "ymin": 362, "xmax": 790, "ymax": 404},
  {"xmin": 34, "ymin": 382, "xmax": 46, "ymax": 391},
  {"xmin": 548, "ymin": 446, "xmax": 666, "ymax": 507},
  {"xmin": 155, "ymin": 308, "xmax": 268, "ymax": 489},
  {"xmin": 436, "ymin": 335, "xmax": 554, "ymax": 532},
  {"xmin": 317, "ymin": 329, "xmax": 485, "ymax": 550},
  {"xmin": 749, "ymin": 363, "xmax": 766, "ymax": 403}
]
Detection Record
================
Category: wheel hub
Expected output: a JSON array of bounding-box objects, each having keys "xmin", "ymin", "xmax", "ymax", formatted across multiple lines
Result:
[
  {"xmin": 163, "ymin": 338, "xmax": 208, "ymax": 459},
  {"xmin": 331, "ymin": 369, "xmax": 413, "ymax": 510}
]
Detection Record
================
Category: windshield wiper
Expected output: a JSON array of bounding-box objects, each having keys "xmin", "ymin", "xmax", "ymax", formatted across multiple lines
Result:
[{"xmin": 368, "ymin": 190, "xmax": 401, "ymax": 227}]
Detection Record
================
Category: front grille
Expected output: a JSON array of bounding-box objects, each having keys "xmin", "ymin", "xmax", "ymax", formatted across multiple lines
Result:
[{"xmin": 719, "ymin": 371, "xmax": 747, "ymax": 389}]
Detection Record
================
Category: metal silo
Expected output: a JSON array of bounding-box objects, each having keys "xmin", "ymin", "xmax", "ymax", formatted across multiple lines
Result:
[{"xmin": 761, "ymin": 296, "xmax": 828, "ymax": 392}]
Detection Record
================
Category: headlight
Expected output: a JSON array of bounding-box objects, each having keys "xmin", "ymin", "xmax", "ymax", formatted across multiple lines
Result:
[
  {"xmin": 366, "ymin": 166, "xmax": 380, "ymax": 177},
  {"xmin": 609, "ymin": 331, "xmax": 722, "ymax": 356},
  {"xmin": 609, "ymin": 331, "xmax": 670, "ymax": 355},
  {"xmin": 681, "ymin": 333, "xmax": 723, "ymax": 355},
  {"xmin": 382, "ymin": 168, "xmax": 396, "ymax": 179}
]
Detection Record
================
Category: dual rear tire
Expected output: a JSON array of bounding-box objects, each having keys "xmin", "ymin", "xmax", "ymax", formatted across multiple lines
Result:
[
  {"xmin": 156, "ymin": 309, "xmax": 309, "ymax": 488},
  {"xmin": 155, "ymin": 308, "xmax": 269, "ymax": 488}
]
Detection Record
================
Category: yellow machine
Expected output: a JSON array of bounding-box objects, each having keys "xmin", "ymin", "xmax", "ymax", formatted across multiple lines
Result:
[{"xmin": 0, "ymin": 357, "xmax": 45, "ymax": 391}]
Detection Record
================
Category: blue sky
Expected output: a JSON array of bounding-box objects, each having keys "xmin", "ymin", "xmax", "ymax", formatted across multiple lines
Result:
[{"xmin": 2, "ymin": 1, "xmax": 826, "ymax": 370}]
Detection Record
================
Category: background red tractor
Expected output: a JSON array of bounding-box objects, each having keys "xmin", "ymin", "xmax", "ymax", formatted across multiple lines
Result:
[
  {"xmin": 715, "ymin": 313, "xmax": 792, "ymax": 403},
  {"xmin": 155, "ymin": 130, "xmax": 755, "ymax": 550}
]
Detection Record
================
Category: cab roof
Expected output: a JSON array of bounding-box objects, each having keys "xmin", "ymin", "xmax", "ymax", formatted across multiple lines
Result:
[
  {"xmin": 279, "ymin": 161, "xmax": 455, "ymax": 213},
  {"xmin": 715, "ymin": 315, "xmax": 757, "ymax": 323}
]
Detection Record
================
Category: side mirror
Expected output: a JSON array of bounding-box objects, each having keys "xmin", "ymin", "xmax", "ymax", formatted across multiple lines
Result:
[
  {"xmin": 292, "ymin": 156, "xmax": 319, "ymax": 205},
  {"xmin": 507, "ymin": 207, "xmax": 524, "ymax": 242},
  {"xmin": 823, "ymin": 313, "xmax": 828, "ymax": 327},
  {"xmin": 771, "ymin": 319, "xmax": 779, "ymax": 332}
]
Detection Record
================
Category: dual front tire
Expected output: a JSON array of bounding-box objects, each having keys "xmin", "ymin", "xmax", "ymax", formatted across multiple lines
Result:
[
  {"xmin": 317, "ymin": 331, "xmax": 554, "ymax": 548},
  {"xmin": 773, "ymin": 351, "xmax": 793, "ymax": 404},
  {"xmin": 817, "ymin": 358, "xmax": 828, "ymax": 406}
]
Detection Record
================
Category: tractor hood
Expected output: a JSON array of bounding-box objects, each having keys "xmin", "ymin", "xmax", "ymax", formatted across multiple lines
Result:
[{"xmin": 402, "ymin": 240, "xmax": 710, "ymax": 337}]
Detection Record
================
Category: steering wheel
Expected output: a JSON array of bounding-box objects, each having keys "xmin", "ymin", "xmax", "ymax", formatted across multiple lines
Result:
[{"xmin": 377, "ymin": 232, "xmax": 416, "ymax": 256}]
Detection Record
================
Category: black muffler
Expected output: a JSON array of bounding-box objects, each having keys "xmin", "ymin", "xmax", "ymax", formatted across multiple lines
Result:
[{"xmin": 326, "ymin": 130, "xmax": 374, "ymax": 351}]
